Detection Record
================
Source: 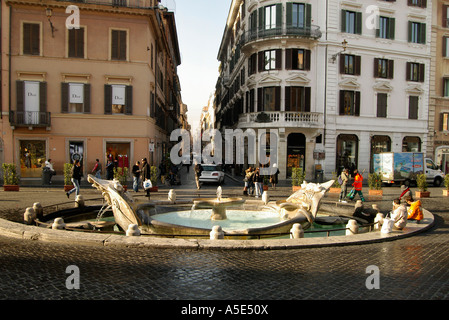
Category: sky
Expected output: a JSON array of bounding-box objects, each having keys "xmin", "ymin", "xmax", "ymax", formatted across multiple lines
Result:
[{"xmin": 161, "ymin": 0, "xmax": 232, "ymax": 132}]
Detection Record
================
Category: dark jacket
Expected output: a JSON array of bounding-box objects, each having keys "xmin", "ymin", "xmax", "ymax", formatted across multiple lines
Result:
[
  {"xmin": 141, "ymin": 162, "xmax": 151, "ymax": 180},
  {"xmin": 71, "ymin": 164, "xmax": 82, "ymax": 181}
]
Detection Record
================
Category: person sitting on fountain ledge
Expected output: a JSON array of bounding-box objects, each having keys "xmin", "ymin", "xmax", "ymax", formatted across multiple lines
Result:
[
  {"xmin": 406, "ymin": 196, "xmax": 423, "ymax": 224},
  {"xmin": 390, "ymin": 198, "xmax": 408, "ymax": 230}
]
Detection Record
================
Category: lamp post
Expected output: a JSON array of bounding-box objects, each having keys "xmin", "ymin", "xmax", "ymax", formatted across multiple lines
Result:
[
  {"xmin": 331, "ymin": 39, "xmax": 348, "ymax": 63},
  {"xmin": 46, "ymin": 8, "xmax": 56, "ymax": 37}
]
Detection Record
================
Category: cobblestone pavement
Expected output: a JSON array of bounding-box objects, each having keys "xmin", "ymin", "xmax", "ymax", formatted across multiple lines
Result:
[{"xmin": 0, "ymin": 172, "xmax": 448, "ymax": 306}]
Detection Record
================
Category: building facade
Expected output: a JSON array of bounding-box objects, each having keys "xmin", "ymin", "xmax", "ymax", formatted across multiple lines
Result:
[
  {"xmin": 215, "ymin": 0, "xmax": 432, "ymax": 181},
  {"xmin": 429, "ymin": 0, "xmax": 449, "ymax": 173},
  {"xmin": 0, "ymin": 0, "xmax": 183, "ymax": 183}
]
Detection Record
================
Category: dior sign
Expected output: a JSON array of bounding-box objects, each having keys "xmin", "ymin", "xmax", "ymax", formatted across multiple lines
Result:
[{"xmin": 170, "ymin": 128, "xmax": 279, "ymax": 176}]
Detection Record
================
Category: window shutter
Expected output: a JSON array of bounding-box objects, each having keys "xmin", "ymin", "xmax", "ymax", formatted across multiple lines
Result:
[
  {"xmin": 305, "ymin": 4, "xmax": 312, "ymax": 28},
  {"xmin": 104, "ymin": 85, "xmax": 112, "ymax": 114},
  {"xmin": 339, "ymin": 91, "xmax": 345, "ymax": 115},
  {"xmin": 354, "ymin": 55, "xmax": 361, "ymax": 76},
  {"xmin": 285, "ymin": 87, "xmax": 291, "ymax": 111},
  {"xmin": 355, "ymin": 91, "xmax": 361, "ymax": 116},
  {"xmin": 125, "ymin": 86, "xmax": 133, "ymax": 115},
  {"xmin": 275, "ymin": 86, "xmax": 281, "ymax": 111},
  {"xmin": 356, "ymin": 12, "xmax": 362, "ymax": 35},
  {"xmin": 77, "ymin": 28, "xmax": 85, "ymax": 58},
  {"xmin": 16, "ymin": 81, "xmax": 24, "ymax": 112},
  {"xmin": 276, "ymin": 4, "xmax": 282, "ymax": 29},
  {"xmin": 389, "ymin": 18, "xmax": 395, "ymax": 40},
  {"xmin": 286, "ymin": 3, "xmax": 292, "ymax": 27},
  {"xmin": 388, "ymin": 60, "xmax": 394, "ymax": 79},
  {"xmin": 304, "ymin": 50, "xmax": 311, "ymax": 71},
  {"xmin": 258, "ymin": 7, "xmax": 264, "ymax": 32},
  {"xmin": 340, "ymin": 54, "xmax": 346, "ymax": 74},
  {"xmin": 406, "ymin": 62, "xmax": 411, "ymax": 81},
  {"xmin": 84, "ymin": 84, "xmax": 91, "ymax": 113},
  {"xmin": 119, "ymin": 31, "xmax": 127, "ymax": 60},
  {"xmin": 408, "ymin": 21, "xmax": 412, "ymax": 42},
  {"xmin": 420, "ymin": 23, "xmax": 426, "ymax": 44},
  {"xmin": 111, "ymin": 30, "xmax": 118, "ymax": 59},
  {"xmin": 61, "ymin": 83, "xmax": 69, "ymax": 113},
  {"xmin": 419, "ymin": 64, "xmax": 425, "ymax": 82},
  {"xmin": 443, "ymin": 37, "xmax": 448, "ymax": 57},
  {"xmin": 31, "ymin": 24, "xmax": 40, "ymax": 55},
  {"xmin": 374, "ymin": 58, "xmax": 379, "ymax": 77},
  {"xmin": 257, "ymin": 88, "xmax": 263, "ymax": 112},
  {"xmin": 40, "ymin": 82, "xmax": 47, "ymax": 113},
  {"xmin": 440, "ymin": 113, "xmax": 445, "ymax": 131},
  {"xmin": 286, "ymin": 49, "xmax": 292, "ymax": 70},
  {"xmin": 443, "ymin": 5, "xmax": 448, "ymax": 27},
  {"xmin": 258, "ymin": 51, "xmax": 264, "ymax": 72},
  {"xmin": 305, "ymin": 87, "xmax": 311, "ymax": 112},
  {"xmin": 275, "ymin": 49, "xmax": 282, "ymax": 70},
  {"xmin": 341, "ymin": 10, "xmax": 346, "ymax": 32}
]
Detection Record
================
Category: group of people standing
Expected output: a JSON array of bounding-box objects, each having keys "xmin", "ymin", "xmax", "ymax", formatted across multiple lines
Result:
[
  {"xmin": 338, "ymin": 168, "xmax": 365, "ymax": 203},
  {"xmin": 66, "ymin": 157, "xmax": 152, "ymax": 199},
  {"xmin": 243, "ymin": 165, "xmax": 280, "ymax": 198}
]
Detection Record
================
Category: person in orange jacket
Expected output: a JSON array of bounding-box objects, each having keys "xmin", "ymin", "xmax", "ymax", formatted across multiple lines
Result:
[
  {"xmin": 405, "ymin": 196, "xmax": 423, "ymax": 223},
  {"xmin": 349, "ymin": 169, "xmax": 365, "ymax": 202}
]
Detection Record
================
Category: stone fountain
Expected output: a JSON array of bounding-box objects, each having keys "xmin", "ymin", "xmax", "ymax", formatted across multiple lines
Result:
[{"xmin": 191, "ymin": 186, "xmax": 245, "ymax": 220}]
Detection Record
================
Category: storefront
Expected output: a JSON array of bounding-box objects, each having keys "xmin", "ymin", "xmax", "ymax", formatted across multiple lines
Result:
[
  {"xmin": 106, "ymin": 142, "xmax": 130, "ymax": 169},
  {"xmin": 19, "ymin": 140, "xmax": 46, "ymax": 178},
  {"xmin": 370, "ymin": 135, "xmax": 391, "ymax": 172},
  {"xmin": 336, "ymin": 134, "xmax": 358, "ymax": 175},
  {"xmin": 286, "ymin": 133, "xmax": 306, "ymax": 178}
]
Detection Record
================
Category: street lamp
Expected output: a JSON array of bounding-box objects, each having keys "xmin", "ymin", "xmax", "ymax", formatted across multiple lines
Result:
[
  {"xmin": 331, "ymin": 39, "xmax": 348, "ymax": 63},
  {"xmin": 46, "ymin": 8, "xmax": 56, "ymax": 37}
]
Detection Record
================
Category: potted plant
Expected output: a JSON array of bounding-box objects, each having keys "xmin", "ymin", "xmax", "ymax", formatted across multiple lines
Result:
[
  {"xmin": 329, "ymin": 171, "xmax": 341, "ymax": 193},
  {"xmin": 63, "ymin": 163, "xmax": 74, "ymax": 192},
  {"xmin": 2, "ymin": 163, "xmax": 20, "ymax": 191},
  {"xmin": 443, "ymin": 174, "xmax": 449, "ymax": 196},
  {"xmin": 368, "ymin": 172, "xmax": 383, "ymax": 196},
  {"xmin": 149, "ymin": 166, "xmax": 159, "ymax": 192},
  {"xmin": 263, "ymin": 175, "xmax": 269, "ymax": 191},
  {"xmin": 291, "ymin": 167, "xmax": 305, "ymax": 191},
  {"xmin": 415, "ymin": 173, "xmax": 430, "ymax": 198},
  {"xmin": 114, "ymin": 167, "xmax": 128, "ymax": 191}
]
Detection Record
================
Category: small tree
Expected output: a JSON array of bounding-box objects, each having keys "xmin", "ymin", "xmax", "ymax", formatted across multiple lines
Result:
[
  {"xmin": 292, "ymin": 168, "xmax": 305, "ymax": 186},
  {"xmin": 444, "ymin": 174, "xmax": 449, "ymax": 191},
  {"xmin": 2, "ymin": 163, "xmax": 20, "ymax": 185},
  {"xmin": 64, "ymin": 163, "xmax": 73, "ymax": 185},
  {"xmin": 113, "ymin": 167, "xmax": 128, "ymax": 185},
  {"xmin": 368, "ymin": 172, "xmax": 382, "ymax": 190},
  {"xmin": 416, "ymin": 173, "xmax": 427, "ymax": 192},
  {"xmin": 150, "ymin": 166, "xmax": 158, "ymax": 186},
  {"xmin": 332, "ymin": 171, "xmax": 341, "ymax": 188}
]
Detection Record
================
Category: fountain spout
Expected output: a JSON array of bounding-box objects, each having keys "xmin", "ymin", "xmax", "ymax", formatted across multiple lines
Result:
[{"xmin": 216, "ymin": 186, "xmax": 222, "ymax": 202}]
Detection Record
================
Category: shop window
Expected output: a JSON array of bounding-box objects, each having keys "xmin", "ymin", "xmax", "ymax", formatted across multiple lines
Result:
[
  {"xmin": 287, "ymin": 133, "xmax": 306, "ymax": 178},
  {"xmin": 402, "ymin": 136, "xmax": 421, "ymax": 152},
  {"xmin": 336, "ymin": 134, "xmax": 358, "ymax": 174},
  {"xmin": 19, "ymin": 140, "xmax": 46, "ymax": 178},
  {"xmin": 370, "ymin": 135, "xmax": 391, "ymax": 172},
  {"xmin": 106, "ymin": 142, "xmax": 130, "ymax": 170}
]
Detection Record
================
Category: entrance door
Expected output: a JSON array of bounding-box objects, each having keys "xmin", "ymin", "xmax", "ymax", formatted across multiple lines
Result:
[{"xmin": 287, "ymin": 133, "xmax": 306, "ymax": 178}]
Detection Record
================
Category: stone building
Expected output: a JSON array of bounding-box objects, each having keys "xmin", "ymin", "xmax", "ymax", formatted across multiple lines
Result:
[
  {"xmin": 0, "ymin": 0, "xmax": 184, "ymax": 183},
  {"xmin": 215, "ymin": 0, "xmax": 432, "ymax": 181}
]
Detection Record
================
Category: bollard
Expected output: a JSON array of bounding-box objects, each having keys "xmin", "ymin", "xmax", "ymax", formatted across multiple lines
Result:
[
  {"xmin": 24, "ymin": 207, "xmax": 36, "ymax": 225},
  {"xmin": 210, "ymin": 225, "xmax": 224, "ymax": 240},
  {"xmin": 262, "ymin": 191, "xmax": 269, "ymax": 205},
  {"xmin": 290, "ymin": 223, "xmax": 304, "ymax": 239},
  {"xmin": 346, "ymin": 219, "xmax": 359, "ymax": 235},
  {"xmin": 52, "ymin": 217, "xmax": 66, "ymax": 230},
  {"xmin": 374, "ymin": 213, "xmax": 384, "ymax": 230},
  {"xmin": 75, "ymin": 195, "xmax": 85, "ymax": 208},
  {"xmin": 33, "ymin": 202, "xmax": 44, "ymax": 220},
  {"xmin": 126, "ymin": 224, "xmax": 141, "ymax": 236},
  {"xmin": 168, "ymin": 189, "xmax": 176, "ymax": 203}
]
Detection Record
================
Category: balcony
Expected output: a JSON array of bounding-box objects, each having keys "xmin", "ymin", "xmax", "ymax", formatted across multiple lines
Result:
[
  {"xmin": 9, "ymin": 111, "xmax": 51, "ymax": 129},
  {"xmin": 240, "ymin": 25, "xmax": 322, "ymax": 48},
  {"xmin": 238, "ymin": 111, "xmax": 322, "ymax": 129}
]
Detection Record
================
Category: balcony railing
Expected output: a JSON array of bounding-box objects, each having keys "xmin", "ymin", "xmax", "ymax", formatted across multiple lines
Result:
[
  {"xmin": 238, "ymin": 111, "xmax": 322, "ymax": 128},
  {"xmin": 54, "ymin": 0, "xmax": 156, "ymax": 10},
  {"xmin": 241, "ymin": 25, "xmax": 322, "ymax": 47},
  {"xmin": 9, "ymin": 111, "xmax": 51, "ymax": 128}
]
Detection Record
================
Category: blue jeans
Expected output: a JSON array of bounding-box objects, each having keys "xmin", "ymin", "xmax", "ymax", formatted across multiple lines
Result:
[
  {"xmin": 133, "ymin": 176, "xmax": 140, "ymax": 192},
  {"xmin": 68, "ymin": 178, "xmax": 80, "ymax": 196}
]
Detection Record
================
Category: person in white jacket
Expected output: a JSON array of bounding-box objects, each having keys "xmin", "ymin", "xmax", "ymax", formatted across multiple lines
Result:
[{"xmin": 390, "ymin": 198, "xmax": 407, "ymax": 230}]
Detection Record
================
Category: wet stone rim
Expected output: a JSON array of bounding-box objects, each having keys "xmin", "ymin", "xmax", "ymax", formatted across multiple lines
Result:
[{"xmin": 0, "ymin": 209, "xmax": 434, "ymax": 250}]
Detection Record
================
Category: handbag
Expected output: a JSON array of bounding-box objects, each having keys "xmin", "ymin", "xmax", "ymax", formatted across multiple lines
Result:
[
  {"xmin": 381, "ymin": 217, "xmax": 394, "ymax": 234},
  {"xmin": 143, "ymin": 179, "xmax": 152, "ymax": 190}
]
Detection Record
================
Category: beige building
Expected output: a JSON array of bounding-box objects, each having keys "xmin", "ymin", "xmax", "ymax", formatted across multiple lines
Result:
[
  {"xmin": 0, "ymin": 0, "xmax": 184, "ymax": 183},
  {"xmin": 430, "ymin": 0, "xmax": 449, "ymax": 172}
]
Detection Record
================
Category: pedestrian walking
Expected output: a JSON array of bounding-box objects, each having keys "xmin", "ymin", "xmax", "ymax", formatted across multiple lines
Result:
[
  {"xmin": 270, "ymin": 164, "xmax": 280, "ymax": 190},
  {"xmin": 348, "ymin": 169, "xmax": 365, "ymax": 202},
  {"xmin": 339, "ymin": 168, "xmax": 349, "ymax": 203},
  {"xmin": 141, "ymin": 158, "xmax": 151, "ymax": 198},
  {"xmin": 66, "ymin": 160, "xmax": 82, "ymax": 198},
  {"xmin": 254, "ymin": 168, "xmax": 263, "ymax": 198},
  {"xmin": 132, "ymin": 161, "xmax": 141, "ymax": 192},
  {"xmin": 44, "ymin": 159, "xmax": 56, "ymax": 184},
  {"xmin": 194, "ymin": 161, "xmax": 202, "ymax": 190},
  {"xmin": 91, "ymin": 159, "xmax": 102, "ymax": 179},
  {"xmin": 106, "ymin": 159, "xmax": 114, "ymax": 180}
]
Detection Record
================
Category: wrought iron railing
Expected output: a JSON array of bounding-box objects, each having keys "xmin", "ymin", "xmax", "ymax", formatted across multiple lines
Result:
[
  {"xmin": 241, "ymin": 25, "xmax": 322, "ymax": 46},
  {"xmin": 9, "ymin": 111, "xmax": 51, "ymax": 127}
]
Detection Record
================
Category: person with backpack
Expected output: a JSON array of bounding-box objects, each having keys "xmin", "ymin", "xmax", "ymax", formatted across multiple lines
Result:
[{"xmin": 339, "ymin": 168, "xmax": 349, "ymax": 203}]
